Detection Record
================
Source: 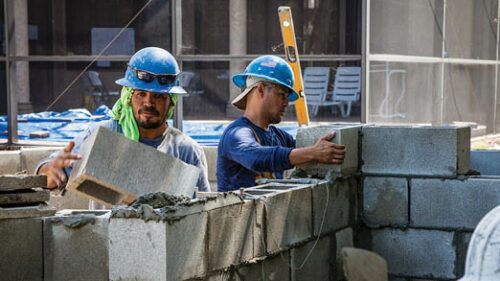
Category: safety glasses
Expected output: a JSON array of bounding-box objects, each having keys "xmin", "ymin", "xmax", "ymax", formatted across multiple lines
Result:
[{"xmin": 129, "ymin": 65, "xmax": 179, "ymax": 85}]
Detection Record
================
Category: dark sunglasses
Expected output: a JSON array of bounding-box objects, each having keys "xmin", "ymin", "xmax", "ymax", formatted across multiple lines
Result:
[{"xmin": 129, "ymin": 65, "xmax": 179, "ymax": 85}]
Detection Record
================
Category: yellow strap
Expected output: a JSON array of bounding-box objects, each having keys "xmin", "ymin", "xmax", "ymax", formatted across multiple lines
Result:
[{"xmin": 248, "ymin": 126, "xmax": 277, "ymax": 183}]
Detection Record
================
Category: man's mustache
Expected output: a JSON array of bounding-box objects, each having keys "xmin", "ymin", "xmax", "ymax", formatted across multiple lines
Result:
[{"xmin": 138, "ymin": 106, "xmax": 160, "ymax": 116}]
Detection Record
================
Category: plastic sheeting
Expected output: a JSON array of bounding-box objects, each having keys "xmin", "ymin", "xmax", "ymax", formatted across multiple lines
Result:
[{"xmin": 0, "ymin": 105, "xmax": 299, "ymax": 146}]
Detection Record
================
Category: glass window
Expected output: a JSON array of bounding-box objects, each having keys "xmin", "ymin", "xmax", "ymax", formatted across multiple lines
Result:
[
  {"xmin": 445, "ymin": 0, "xmax": 497, "ymax": 60},
  {"xmin": 28, "ymin": 0, "xmax": 172, "ymax": 56},
  {"xmin": 370, "ymin": 0, "xmax": 444, "ymax": 57},
  {"xmin": 443, "ymin": 64, "xmax": 496, "ymax": 132},
  {"xmin": 368, "ymin": 61, "xmax": 442, "ymax": 124}
]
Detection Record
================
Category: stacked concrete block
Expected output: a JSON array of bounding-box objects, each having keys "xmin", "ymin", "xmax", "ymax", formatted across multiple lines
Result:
[
  {"xmin": 207, "ymin": 199, "xmax": 264, "ymax": 271},
  {"xmin": 411, "ymin": 178, "xmax": 500, "ymax": 230},
  {"xmin": 109, "ymin": 211, "xmax": 208, "ymax": 281},
  {"xmin": 20, "ymin": 146, "xmax": 61, "ymax": 174},
  {"xmin": 0, "ymin": 174, "xmax": 55, "ymax": 219},
  {"xmin": 371, "ymin": 228, "xmax": 456, "ymax": 279},
  {"xmin": 296, "ymin": 124, "xmax": 360, "ymax": 177},
  {"xmin": 249, "ymin": 184, "xmax": 313, "ymax": 254},
  {"xmin": 312, "ymin": 178, "xmax": 357, "ymax": 236},
  {"xmin": 0, "ymin": 218, "xmax": 43, "ymax": 281},
  {"xmin": 67, "ymin": 127, "xmax": 201, "ymax": 206},
  {"xmin": 43, "ymin": 210, "xmax": 110, "ymax": 281},
  {"xmin": 0, "ymin": 150, "xmax": 22, "ymax": 174},
  {"xmin": 363, "ymin": 177, "xmax": 408, "ymax": 227},
  {"xmin": 230, "ymin": 253, "xmax": 291, "ymax": 281},
  {"xmin": 291, "ymin": 236, "xmax": 334, "ymax": 281},
  {"xmin": 202, "ymin": 146, "xmax": 218, "ymax": 189},
  {"xmin": 361, "ymin": 125, "xmax": 470, "ymax": 176},
  {"xmin": 470, "ymin": 150, "xmax": 500, "ymax": 176},
  {"xmin": 335, "ymin": 227, "xmax": 354, "ymax": 277}
]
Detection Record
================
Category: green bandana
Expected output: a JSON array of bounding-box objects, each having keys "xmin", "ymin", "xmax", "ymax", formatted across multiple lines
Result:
[{"xmin": 111, "ymin": 87, "xmax": 179, "ymax": 142}]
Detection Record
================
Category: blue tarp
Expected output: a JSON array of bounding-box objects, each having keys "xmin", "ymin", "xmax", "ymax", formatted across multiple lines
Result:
[{"xmin": 0, "ymin": 105, "xmax": 299, "ymax": 146}]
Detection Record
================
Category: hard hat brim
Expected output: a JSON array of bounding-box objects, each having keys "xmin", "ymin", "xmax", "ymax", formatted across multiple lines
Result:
[
  {"xmin": 232, "ymin": 74, "xmax": 299, "ymax": 103},
  {"xmin": 115, "ymin": 78, "xmax": 188, "ymax": 95}
]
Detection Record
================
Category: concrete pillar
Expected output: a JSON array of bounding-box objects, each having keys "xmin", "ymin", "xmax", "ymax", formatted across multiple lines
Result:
[
  {"xmin": 226, "ymin": 0, "xmax": 247, "ymax": 118},
  {"xmin": 8, "ymin": 0, "xmax": 32, "ymax": 114},
  {"xmin": 51, "ymin": 0, "xmax": 67, "ymax": 110}
]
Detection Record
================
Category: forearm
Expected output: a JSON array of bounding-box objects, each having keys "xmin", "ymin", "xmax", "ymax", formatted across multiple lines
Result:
[{"xmin": 289, "ymin": 147, "xmax": 316, "ymax": 166}]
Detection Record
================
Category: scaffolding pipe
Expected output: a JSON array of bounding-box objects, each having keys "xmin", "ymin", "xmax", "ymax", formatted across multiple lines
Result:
[{"xmin": 4, "ymin": 0, "xmax": 17, "ymax": 144}]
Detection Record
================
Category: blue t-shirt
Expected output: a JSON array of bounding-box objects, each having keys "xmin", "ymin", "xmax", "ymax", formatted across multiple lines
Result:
[{"xmin": 216, "ymin": 117, "xmax": 296, "ymax": 192}]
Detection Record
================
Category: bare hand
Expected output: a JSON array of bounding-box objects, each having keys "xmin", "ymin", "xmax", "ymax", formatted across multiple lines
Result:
[
  {"xmin": 311, "ymin": 132, "xmax": 346, "ymax": 164},
  {"xmin": 38, "ymin": 141, "xmax": 82, "ymax": 189}
]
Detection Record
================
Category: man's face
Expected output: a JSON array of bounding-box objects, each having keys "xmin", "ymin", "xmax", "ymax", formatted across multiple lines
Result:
[
  {"xmin": 131, "ymin": 90, "xmax": 172, "ymax": 129},
  {"xmin": 261, "ymin": 83, "xmax": 290, "ymax": 124}
]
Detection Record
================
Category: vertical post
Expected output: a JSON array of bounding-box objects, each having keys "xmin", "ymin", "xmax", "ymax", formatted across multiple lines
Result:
[
  {"xmin": 12, "ymin": 0, "xmax": 31, "ymax": 114},
  {"xmin": 227, "ymin": 0, "xmax": 247, "ymax": 118},
  {"xmin": 361, "ymin": 0, "xmax": 368, "ymax": 123},
  {"xmin": 439, "ymin": 0, "xmax": 447, "ymax": 124},
  {"xmin": 172, "ymin": 0, "xmax": 183, "ymax": 131},
  {"xmin": 493, "ymin": 0, "xmax": 500, "ymax": 133},
  {"xmin": 5, "ymin": 0, "xmax": 17, "ymax": 144},
  {"xmin": 338, "ymin": 0, "xmax": 346, "ymax": 54}
]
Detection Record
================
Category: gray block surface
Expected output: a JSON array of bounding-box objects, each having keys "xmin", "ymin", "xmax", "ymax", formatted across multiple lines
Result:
[
  {"xmin": 0, "ymin": 202, "xmax": 56, "ymax": 219},
  {"xmin": 43, "ymin": 211, "xmax": 110, "ymax": 281},
  {"xmin": 291, "ymin": 236, "xmax": 333, "ymax": 281},
  {"xmin": 363, "ymin": 177, "xmax": 408, "ymax": 227},
  {"xmin": 0, "ymin": 218, "xmax": 43, "ymax": 281},
  {"xmin": 312, "ymin": 178, "xmax": 356, "ymax": 236},
  {"xmin": 262, "ymin": 186, "xmax": 313, "ymax": 254},
  {"xmin": 411, "ymin": 178, "xmax": 500, "ymax": 230},
  {"xmin": 296, "ymin": 125, "xmax": 360, "ymax": 177},
  {"xmin": 0, "ymin": 189, "xmax": 50, "ymax": 205},
  {"xmin": 208, "ymin": 200, "xmax": 264, "ymax": 271},
  {"xmin": 470, "ymin": 150, "xmax": 500, "ymax": 175},
  {"xmin": 0, "ymin": 174, "xmax": 47, "ymax": 191},
  {"xmin": 67, "ymin": 127, "xmax": 201, "ymax": 206},
  {"xmin": 230, "ymin": 253, "xmax": 291, "ymax": 281},
  {"xmin": 371, "ymin": 228, "xmax": 456, "ymax": 279},
  {"xmin": 109, "ymin": 212, "xmax": 208, "ymax": 281},
  {"xmin": 0, "ymin": 150, "xmax": 21, "ymax": 174},
  {"xmin": 20, "ymin": 147, "xmax": 61, "ymax": 174},
  {"xmin": 362, "ymin": 125, "xmax": 470, "ymax": 176}
]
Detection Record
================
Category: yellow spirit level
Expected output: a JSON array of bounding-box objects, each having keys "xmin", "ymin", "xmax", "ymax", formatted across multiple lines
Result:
[{"xmin": 278, "ymin": 6, "xmax": 310, "ymax": 126}]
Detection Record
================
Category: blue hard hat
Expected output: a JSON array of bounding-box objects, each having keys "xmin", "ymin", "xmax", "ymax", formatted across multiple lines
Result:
[
  {"xmin": 115, "ymin": 47, "xmax": 187, "ymax": 95},
  {"xmin": 232, "ymin": 55, "xmax": 299, "ymax": 102}
]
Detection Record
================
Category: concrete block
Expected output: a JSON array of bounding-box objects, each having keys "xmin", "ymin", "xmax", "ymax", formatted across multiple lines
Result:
[
  {"xmin": 363, "ymin": 177, "xmax": 408, "ymax": 227},
  {"xmin": 0, "ymin": 189, "xmax": 49, "ymax": 205},
  {"xmin": 312, "ymin": 178, "xmax": 356, "ymax": 236},
  {"xmin": 49, "ymin": 191, "xmax": 89, "ymax": 210},
  {"xmin": 20, "ymin": 146, "xmax": 61, "ymax": 174},
  {"xmin": 371, "ymin": 228, "xmax": 456, "ymax": 279},
  {"xmin": 0, "ymin": 202, "xmax": 56, "ymax": 219},
  {"xmin": 232, "ymin": 253, "xmax": 291, "ymax": 281},
  {"xmin": 208, "ymin": 200, "xmax": 264, "ymax": 271},
  {"xmin": 109, "ymin": 211, "xmax": 208, "ymax": 281},
  {"xmin": 361, "ymin": 125, "xmax": 470, "ymax": 176},
  {"xmin": 291, "ymin": 236, "xmax": 334, "ymax": 281},
  {"xmin": 202, "ymin": 146, "xmax": 217, "ymax": 182},
  {"xmin": 0, "ymin": 218, "xmax": 43, "ymax": 280},
  {"xmin": 470, "ymin": 150, "xmax": 500, "ymax": 175},
  {"xmin": 296, "ymin": 124, "xmax": 360, "ymax": 177},
  {"xmin": 259, "ymin": 185, "xmax": 313, "ymax": 254},
  {"xmin": 43, "ymin": 210, "xmax": 110, "ymax": 281},
  {"xmin": 335, "ymin": 228, "xmax": 354, "ymax": 277},
  {"xmin": 0, "ymin": 150, "xmax": 21, "ymax": 174},
  {"xmin": 411, "ymin": 178, "xmax": 500, "ymax": 230},
  {"xmin": 0, "ymin": 174, "xmax": 47, "ymax": 191},
  {"xmin": 67, "ymin": 127, "xmax": 201, "ymax": 207}
]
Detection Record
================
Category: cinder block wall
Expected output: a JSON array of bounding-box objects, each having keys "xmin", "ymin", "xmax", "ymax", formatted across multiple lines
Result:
[{"xmin": 357, "ymin": 125, "xmax": 500, "ymax": 281}]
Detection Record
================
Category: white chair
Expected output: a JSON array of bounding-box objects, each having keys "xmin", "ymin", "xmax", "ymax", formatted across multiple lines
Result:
[
  {"xmin": 303, "ymin": 67, "xmax": 342, "ymax": 116},
  {"xmin": 331, "ymin": 66, "xmax": 361, "ymax": 117}
]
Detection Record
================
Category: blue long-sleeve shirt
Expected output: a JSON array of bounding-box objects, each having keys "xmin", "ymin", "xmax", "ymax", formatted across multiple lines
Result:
[{"xmin": 216, "ymin": 117, "xmax": 295, "ymax": 192}]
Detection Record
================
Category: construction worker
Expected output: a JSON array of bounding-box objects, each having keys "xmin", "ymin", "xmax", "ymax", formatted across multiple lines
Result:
[
  {"xmin": 36, "ymin": 47, "xmax": 210, "ymax": 202},
  {"xmin": 216, "ymin": 55, "xmax": 345, "ymax": 192}
]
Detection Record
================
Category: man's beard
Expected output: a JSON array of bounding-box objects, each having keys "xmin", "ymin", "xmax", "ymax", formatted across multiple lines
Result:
[
  {"xmin": 269, "ymin": 114, "xmax": 282, "ymax": 124},
  {"xmin": 136, "ymin": 106, "xmax": 166, "ymax": 129}
]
